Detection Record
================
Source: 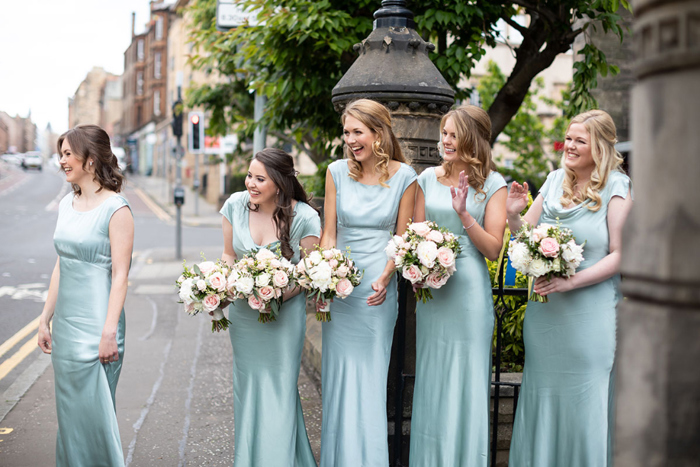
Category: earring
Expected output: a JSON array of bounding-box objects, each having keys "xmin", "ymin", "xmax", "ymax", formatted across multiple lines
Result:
[{"xmin": 90, "ymin": 161, "xmax": 93, "ymax": 166}]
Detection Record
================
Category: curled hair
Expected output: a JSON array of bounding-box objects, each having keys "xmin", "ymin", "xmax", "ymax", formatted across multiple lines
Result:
[
  {"xmin": 341, "ymin": 99, "xmax": 407, "ymax": 188},
  {"xmin": 57, "ymin": 124, "xmax": 124, "ymax": 196},
  {"xmin": 440, "ymin": 105, "xmax": 496, "ymax": 199},
  {"xmin": 247, "ymin": 148, "xmax": 319, "ymax": 260},
  {"xmin": 560, "ymin": 110, "xmax": 624, "ymax": 211}
]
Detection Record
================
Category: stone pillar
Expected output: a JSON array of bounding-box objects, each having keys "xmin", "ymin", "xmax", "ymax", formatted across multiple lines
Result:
[
  {"xmin": 331, "ymin": 1, "xmax": 454, "ymax": 463},
  {"xmin": 615, "ymin": 1, "xmax": 700, "ymax": 465}
]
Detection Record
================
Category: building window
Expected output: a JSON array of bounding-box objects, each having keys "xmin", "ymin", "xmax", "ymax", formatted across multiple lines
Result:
[
  {"xmin": 155, "ymin": 16, "xmax": 164, "ymax": 41},
  {"xmin": 137, "ymin": 39, "xmax": 145, "ymax": 61},
  {"xmin": 137, "ymin": 72, "xmax": 144, "ymax": 96},
  {"xmin": 469, "ymin": 88, "xmax": 481, "ymax": 107},
  {"xmin": 155, "ymin": 52, "xmax": 162, "ymax": 79},
  {"xmin": 154, "ymin": 91, "xmax": 161, "ymax": 117}
]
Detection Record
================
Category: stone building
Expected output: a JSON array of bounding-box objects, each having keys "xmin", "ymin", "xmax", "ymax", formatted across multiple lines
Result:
[
  {"xmin": 0, "ymin": 111, "xmax": 37, "ymax": 153},
  {"xmin": 121, "ymin": 2, "xmax": 171, "ymax": 175}
]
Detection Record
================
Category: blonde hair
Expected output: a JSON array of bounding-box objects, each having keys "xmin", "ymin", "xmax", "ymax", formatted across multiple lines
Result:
[
  {"xmin": 560, "ymin": 109, "xmax": 624, "ymax": 211},
  {"xmin": 440, "ymin": 105, "xmax": 496, "ymax": 199},
  {"xmin": 341, "ymin": 99, "xmax": 407, "ymax": 188}
]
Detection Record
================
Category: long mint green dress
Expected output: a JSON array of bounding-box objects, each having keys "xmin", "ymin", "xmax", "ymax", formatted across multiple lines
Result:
[
  {"xmin": 52, "ymin": 192, "xmax": 130, "ymax": 467},
  {"xmin": 220, "ymin": 191, "xmax": 320, "ymax": 467},
  {"xmin": 320, "ymin": 160, "xmax": 417, "ymax": 467},
  {"xmin": 410, "ymin": 168, "xmax": 506, "ymax": 466},
  {"xmin": 509, "ymin": 169, "xmax": 632, "ymax": 467}
]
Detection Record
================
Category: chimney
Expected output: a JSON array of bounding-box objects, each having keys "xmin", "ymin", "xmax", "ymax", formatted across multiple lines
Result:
[{"xmin": 131, "ymin": 12, "xmax": 135, "ymax": 38}]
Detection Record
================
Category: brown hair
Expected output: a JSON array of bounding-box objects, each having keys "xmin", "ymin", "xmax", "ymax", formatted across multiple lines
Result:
[
  {"xmin": 440, "ymin": 105, "xmax": 496, "ymax": 199},
  {"xmin": 247, "ymin": 148, "xmax": 319, "ymax": 260},
  {"xmin": 57, "ymin": 124, "xmax": 124, "ymax": 196},
  {"xmin": 341, "ymin": 99, "xmax": 407, "ymax": 188},
  {"xmin": 560, "ymin": 109, "xmax": 624, "ymax": 211}
]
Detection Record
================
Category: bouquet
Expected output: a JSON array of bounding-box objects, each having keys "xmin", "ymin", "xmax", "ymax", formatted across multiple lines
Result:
[
  {"xmin": 228, "ymin": 248, "xmax": 295, "ymax": 323},
  {"xmin": 177, "ymin": 258, "xmax": 233, "ymax": 332},
  {"xmin": 385, "ymin": 221, "xmax": 462, "ymax": 303},
  {"xmin": 508, "ymin": 220, "xmax": 585, "ymax": 303},
  {"xmin": 294, "ymin": 246, "xmax": 363, "ymax": 322}
]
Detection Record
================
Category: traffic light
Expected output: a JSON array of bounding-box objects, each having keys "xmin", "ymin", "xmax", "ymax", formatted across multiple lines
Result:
[
  {"xmin": 188, "ymin": 111, "xmax": 204, "ymax": 154},
  {"xmin": 172, "ymin": 99, "xmax": 183, "ymax": 137}
]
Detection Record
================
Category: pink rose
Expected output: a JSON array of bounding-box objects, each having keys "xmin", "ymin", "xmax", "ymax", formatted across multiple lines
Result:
[
  {"xmin": 270, "ymin": 259, "xmax": 282, "ymax": 269},
  {"xmin": 409, "ymin": 222, "xmax": 431, "ymax": 237},
  {"xmin": 272, "ymin": 270, "xmax": 289, "ymax": 288},
  {"xmin": 336, "ymin": 278, "xmax": 354, "ymax": 298},
  {"xmin": 202, "ymin": 294, "xmax": 221, "ymax": 312},
  {"xmin": 531, "ymin": 224, "xmax": 553, "ymax": 242},
  {"xmin": 426, "ymin": 230, "xmax": 444, "ymax": 243},
  {"xmin": 402, "ymin": 264, "xmax": 423, "ymax": 284},
  {"xmin": 248, "ymin": 295, "xmax": 264, "ymax": 310},
  {"xmin": 336, "ymin": 265, "xmax": 349, "ymax": 278},
  {"xmin": 208, "ymin": 272, "xmax": 227, "ymax": 292},
  {"xmin": 198, "ymin": 261, "xmax": 217, "ymax": 275},
  {"xmin": 184, "ymin": 301, "xmax": 197, "ymax": 315},
  {"xmin": 258, "ymin": 286, "xmax": 276, "ymax": 302},
  {"xmin": 436, "ymin": 247, "xmax": 455, "ymax": 269},
  {"xmin": 538, "ymin": 237, "xmax": 560, "ymax": 258},
  {"xmin": 323, "ymin": 249, "xmax": 334, "ymax": 260},
  {"xmin": 329, "ymin": 258, "xmax": 339, "ymax": 269},
  {"xmin": 425, "ymin": 272, "xmax": 449, "ymax": 289}
]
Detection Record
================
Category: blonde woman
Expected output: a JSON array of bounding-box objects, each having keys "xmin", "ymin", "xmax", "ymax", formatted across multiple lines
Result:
[
  {"xmin": 507, "ymin": 110, "xmax": 633, "ymax": 466},
  {"xmin": 320, "ymin": 98, "xmax": 417, "ymax": 466},
  {"xmin": 409, "ymin": 105, "xmax": 507, "ymax": 466}
]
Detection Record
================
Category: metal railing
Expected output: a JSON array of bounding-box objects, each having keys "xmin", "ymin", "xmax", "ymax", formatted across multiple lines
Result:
[{"xmin": 390, "ymin": 255, "xmax": 527, "ymax": 467}]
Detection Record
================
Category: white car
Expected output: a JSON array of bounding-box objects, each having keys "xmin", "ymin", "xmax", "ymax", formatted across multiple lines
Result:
[
  {"xmin": 112, "ymin": 147, "xmax": 127, "ymax": 172},
  {"xmin": 21, "ymin": 152, "xmax": 43, "ymax": 170}
]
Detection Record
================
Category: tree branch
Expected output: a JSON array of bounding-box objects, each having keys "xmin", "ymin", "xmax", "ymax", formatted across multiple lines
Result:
[{"xmin": 501, "ymin": 15, "xmax": 529, "ymax": 37}]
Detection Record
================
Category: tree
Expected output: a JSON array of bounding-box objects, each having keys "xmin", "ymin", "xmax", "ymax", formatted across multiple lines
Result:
[{"xmin": 186, "ymin": 0, "xmax": 630, "ymax": 163}]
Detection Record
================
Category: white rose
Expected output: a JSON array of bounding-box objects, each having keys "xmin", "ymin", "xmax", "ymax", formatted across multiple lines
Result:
[
  {"xmin": 235, "ymin": 276, "xmax": 255, "ymax": 295},
  {"xmin": 385, "ymin": 239, "xmax": 398, "ymax": 260},
  {"xmin": 255, "ymin": 272, "xmax": 271, "ymax": 287},
  {"xmin": 416, "ymin": 240, "xmax": 438, "ymax": 268},
  {"xmin": 308, "ymin": 251, "xmax": 323, "ymax": 265},
  {"xmin": 196, "ymin": 279, "xmax": 207, "ymax": 292},
  {"xmin": 179, "ymin": 279, "xmax": 195, "ymax": 304},
  {"xmin": 394, "ymin": 255, "xmax": 404, "ymax": 268},
  {"xmin": 308, "ymin": 262, "xmax": 333, "ymax": 292},
  {"xmin": 528, "ymin": 258, "xmax": 549, "ymax": 277}
]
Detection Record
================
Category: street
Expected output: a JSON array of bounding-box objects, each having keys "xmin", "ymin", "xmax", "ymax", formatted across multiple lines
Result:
[{"xmin": 0, "ymin": 161, "xmax": 323, "ymax": 465}]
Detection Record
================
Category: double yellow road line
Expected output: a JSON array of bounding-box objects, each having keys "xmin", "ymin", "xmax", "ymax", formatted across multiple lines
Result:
[{"xmin": 0, "ymin": 317, "xmax": 42, "ymax": 381}]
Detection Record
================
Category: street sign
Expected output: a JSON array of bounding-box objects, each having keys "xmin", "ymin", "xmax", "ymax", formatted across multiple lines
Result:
[{"xmin": 216, "ymin": 0, "xmax": 260, "ymax": 30}]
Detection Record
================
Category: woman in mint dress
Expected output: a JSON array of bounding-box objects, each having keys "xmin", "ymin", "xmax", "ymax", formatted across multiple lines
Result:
[
  {"xmin": 219, "ymin": 148, "xmax": 320, "ymax": 466},
  {"xmin": 410, "ymin": 106, "xmax": 507, "ymax": 466},
  {"xmin": 507, "ymin": 110, "xmax": 633, "ymax": 466},
  {"xmin": 38, "ymin": 124, "xmax": 134, "ymax": 466},
  {"xmin": 319, "ymin": 99, "xmax": 417, "ymax": 467}
]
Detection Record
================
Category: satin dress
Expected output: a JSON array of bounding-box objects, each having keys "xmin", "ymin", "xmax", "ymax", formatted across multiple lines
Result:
[
  {"xmin": 51, "ymin": 192, "xmax": 130, "ymax": 467},
  {"xmin": 410, "ymin": 168, "xmax": 506, "ymax": 466},
  {"xmin": 220, "ymin": 191, "xmax": 321, "ymax": 466},
  {"xmin": 509, "ymin": 169, "xmax": 631, "ymax": 467},
  {"xmin": 320, "ymin": 159, "xmax": 417, "ymax": 467}
]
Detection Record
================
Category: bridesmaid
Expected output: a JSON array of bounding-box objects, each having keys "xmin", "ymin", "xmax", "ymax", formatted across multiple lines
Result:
[
  {"xmin": 508, "ymin": 110, "xmax": 633, "ymax": 466},
  {"xmin": 410, "ymin": 105, "xmax": 507, "ymax": 466},
  {"xmin": 219, "ymin": 148, "xmax": 320, "ymax": 466},
  {"xmin": 38, "ymin": 124, "xmax": 134, "ymax": 466},
  {"xmin": 319, "ymin": 98, "xmax": 417, "ymax": 467}
]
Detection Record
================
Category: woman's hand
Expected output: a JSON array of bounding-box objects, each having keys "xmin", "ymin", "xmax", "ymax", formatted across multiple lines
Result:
[
  {"xmin": 315, "ymin": 297, "xmax": 331, "ymax": 311},
  {"xmin": 449, "ymin": 171, "xmax": 469, "ymax": 216},
  {"xmin": 507, "ymin": 181, "xmax": 529, "ymax": 217},
  {"xmin": 411, "ymin": 282, "xmax": 425, "ymax": 293},
  {"xmin": 38, "ymin": 323, "xmax": 52, "ymax": 354},
  {"xmin": 98, "ymin": 331, "xmax": 119, "ymax": 364},
  {"xmin": 533, "ymin": 275, "xmax": 575, "ymax": 296},
  {"xmin": 368, "ymin": 276, "xmax": 391, "ymax": 306}
]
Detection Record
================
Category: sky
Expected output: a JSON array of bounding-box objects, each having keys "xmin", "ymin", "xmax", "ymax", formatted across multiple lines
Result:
[{"xmin": 0, "ymin": 0, "xmax": 159, "ymax": 137}]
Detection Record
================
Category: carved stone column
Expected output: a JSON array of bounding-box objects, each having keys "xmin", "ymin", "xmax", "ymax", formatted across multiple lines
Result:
[{"xmin": 615, "ymin": 1, "xmax": 700, "ymax": 465}]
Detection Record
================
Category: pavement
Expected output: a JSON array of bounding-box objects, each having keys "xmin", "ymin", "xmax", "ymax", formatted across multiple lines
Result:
[{"xmin": 0, "ymin": 173, "xmax": 325, "ymax": 466}]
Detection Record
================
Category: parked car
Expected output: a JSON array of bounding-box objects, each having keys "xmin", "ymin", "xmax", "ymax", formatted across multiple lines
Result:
[
  {"xmin": 2, "ymin": 153, "xmax": 23, "ymax": 165},
  {"xmin": 21, "ymin": 152, "xmax": 43, "ymax": 171}
]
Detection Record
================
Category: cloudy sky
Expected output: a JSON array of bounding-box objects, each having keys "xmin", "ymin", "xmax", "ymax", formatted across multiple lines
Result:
[{"xmin": 0, "ymin": 1, "xmax": 158, "ymax": 137}]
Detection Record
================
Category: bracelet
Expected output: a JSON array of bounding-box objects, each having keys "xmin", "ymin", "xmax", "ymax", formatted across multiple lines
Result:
[{"xmin": 464, "ymin": 218, "xmax": 477, "ymax": 230}]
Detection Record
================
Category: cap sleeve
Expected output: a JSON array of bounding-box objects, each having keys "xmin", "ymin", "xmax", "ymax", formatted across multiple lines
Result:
[
  {"xmin": 481, "ymin": 172, "xmax": 507, "ymax": 204},
  {"xmin": 106, "ymin": 195, "xmax": 131, "ymax": 221},
  {"xmin": 219, "ymin": 191, "xmax": 246, "ymax": 226},
  {"xmin": 606, "ymin": 171, "xmax": 633, "ymax": 202},
  {"xmin": 293, "ymin": 202, "xmax": 322, "ymax": 240},
  {"xmin": 399, "ymin": 163, "xmax": 418, "ymax": 195},
  {"xmin": 417, "ymin": 167, "xmax": 433, "ymax": 195},
  {"xmin": 538, "ymin": 169, "xmax": 562, "ymax": 199},
  {"xmin": 328, "ymin": 160, "xmax": 348, "ymax": 191}
]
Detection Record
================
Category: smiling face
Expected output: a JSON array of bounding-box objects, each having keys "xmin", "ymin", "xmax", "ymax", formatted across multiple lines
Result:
[
  {"xmin": 563, "ymin": 123, "xmax": 595, "ymax": 174},
  {"xmin": 245, "ymin": 158, "xmax": 278, "ymax": 206},
  {"xmin": 441, "ymin": 116, "xmax": 459, "ymax": 161},
  {"xmin": 343, "ymin": 115, "xmax": 378, "ymax": 163},
  {"xmin": 60, "ymin": 139, "xmax": 92, "ymax": 184}
]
